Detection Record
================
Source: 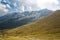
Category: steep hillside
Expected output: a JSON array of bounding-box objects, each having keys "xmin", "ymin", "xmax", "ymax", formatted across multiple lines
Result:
[{"xmin": 1, "ymin": 10, "xmax": 60, "ymax": 40}]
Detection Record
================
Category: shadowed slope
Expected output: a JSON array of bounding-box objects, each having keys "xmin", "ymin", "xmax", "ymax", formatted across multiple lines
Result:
[
  {"xmin": 6, "ymin": 10, "xmax": 60, "ymax": 34},
  {"xmin": 0, "ymin": 9, "xmax": 52, "ymax": 29},
  {"xmin": 1, "ymin": 10, "xmax": 60, "ymax": 40}
]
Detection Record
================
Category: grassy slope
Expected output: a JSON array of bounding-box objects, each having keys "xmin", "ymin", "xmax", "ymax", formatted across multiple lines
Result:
[{"xmin": 1, "ymin": 10, "xmax": 60, "ymax": 40}]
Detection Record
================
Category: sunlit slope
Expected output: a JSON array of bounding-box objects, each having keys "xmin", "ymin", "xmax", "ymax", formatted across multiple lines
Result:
[{"xmin": 6, "ymin": 10, "xmax": 60, "ymax": 36}]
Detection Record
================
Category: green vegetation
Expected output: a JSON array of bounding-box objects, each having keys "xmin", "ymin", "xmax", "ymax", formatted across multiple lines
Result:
[{"xmin": 0, "ymin": 10, "xmax": 60, "ymax": 40}]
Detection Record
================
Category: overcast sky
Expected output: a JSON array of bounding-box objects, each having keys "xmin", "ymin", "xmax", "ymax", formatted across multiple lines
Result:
[{"xmin": 0, "ymin": 0, "xmax": 60, "ymax": 16}]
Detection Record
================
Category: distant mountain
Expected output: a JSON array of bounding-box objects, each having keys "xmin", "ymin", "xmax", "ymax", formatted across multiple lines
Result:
[
  {"xmin": 24, "ymin": 9, "xmax": 52, "ymax": 16},
  {"xmin": 4, "ymin": 10, "xmax": 60, "ymax": 40},
  {"xmin": 0, "ymin": 9, "xmax": 52, "ymax": 29}
]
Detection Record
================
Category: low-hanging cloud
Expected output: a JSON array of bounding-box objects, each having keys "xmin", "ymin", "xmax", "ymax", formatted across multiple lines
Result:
[
  {"xmin": 23, "ymin": 0, "xmax": 59, "ymax": 10},
  {"xmin": 0, "ymin": 0, "xmax": 60, "ymax": 13}
]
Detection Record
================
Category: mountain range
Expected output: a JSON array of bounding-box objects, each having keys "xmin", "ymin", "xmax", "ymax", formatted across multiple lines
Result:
[
  {"xmin": 0, "ymin": 10, "xmax": 60, "ymax": 40},
  {"xmin": 0, "ymin": 9, "xmax": 52, "ymax": 29}
]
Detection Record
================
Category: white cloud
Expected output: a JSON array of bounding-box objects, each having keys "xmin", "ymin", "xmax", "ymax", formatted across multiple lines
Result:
[
  {"xmin": 18, "ymin": 5, "xmax": 24, "ymax": 12},
  {"xmin": 36, "ymin": 0, "xmax": 58, "ymax": 5},
  {"xmin": 36, "ymin": 0, "xmax": 59, "ymax": 10},
  {"xmin": 11, "ymin": 0, "xmax": 58, "ymax": 11},
  {"xmin": 0, "ymin": 4, "xmax": 9, "ymax": 16},
  {"xmin": 28, "ymin": 7, "xmax": 32, "ymax": 11},
  {"xmin": 0, "ymin": 4, "xmax": 6, "ymax": 8},
  {"xmin": 24, "ymin": 0, "xmax": 59, "ymax": 10},
  {"xmin": 0, "ymin": 4, "xmax": 8, "ymax": 12},
  {"xmin": 0, "ymin": 0, "xmax": 59, "ymax": 12},
  {"xmin": 3, "ymin": 9, "xmax": 8, "ymax": 12},
  {"xmin": 6, "ymin": 4, "xmax": 11, "ymax": 8}
]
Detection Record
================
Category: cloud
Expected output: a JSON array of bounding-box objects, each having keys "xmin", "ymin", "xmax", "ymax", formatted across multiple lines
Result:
[
  {"xmin": 18, "ymin": 5, "xmax": 24, "ymax": 12},
  {"xmin": 0, "ymin": 0, "xmax": 9, "ymax": 12},
  {"xmin": 24, "ymin": 0, "xmax": 59, "ymax": 10},
  {"xmin": 0, "ymin": 4, "xmax": 6, "ymax": 8},
  {"xmin": 0, "ymin": 3, "xmax": 9, "ymax": 16},
  {"xmin": 0, "ymin": 0, "xmax": 60, "ymax": 13},
  {"xmin": 36, "ymin": 0, "xmax": 58, "ymax": 7},
  {"xmin": 15, "ymin": 0, "xmax": 59, "ymax": 11}
]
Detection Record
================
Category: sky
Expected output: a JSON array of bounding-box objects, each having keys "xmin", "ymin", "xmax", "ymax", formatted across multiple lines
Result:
[{"xmin": 0, "ymin": 0, "xmax": 60, "ymax": 16}]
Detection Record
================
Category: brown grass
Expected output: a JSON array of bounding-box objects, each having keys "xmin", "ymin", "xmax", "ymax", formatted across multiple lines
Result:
[{"xmin": 0, "ymin": 10, "xmax": 60, "ymax": 40}]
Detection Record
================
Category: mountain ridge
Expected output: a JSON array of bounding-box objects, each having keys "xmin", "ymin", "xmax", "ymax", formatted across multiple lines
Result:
[
  {"xmin": 4, "ymin": 10, "xmax": 60, "ymax": 35},
  {"xmin": 0, "ymin": 9, "xmax": 52, "ymax": 29},
  {"xmin": 0, "ymin": 10, "xmax": 60, "ymax": 40}
]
